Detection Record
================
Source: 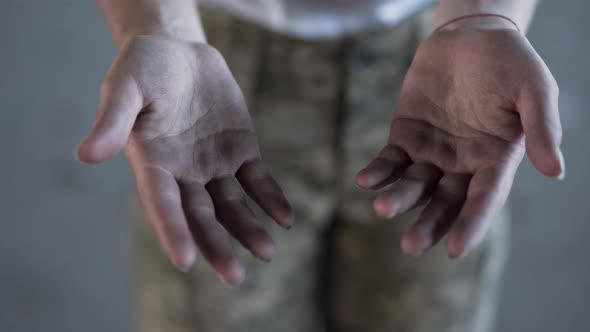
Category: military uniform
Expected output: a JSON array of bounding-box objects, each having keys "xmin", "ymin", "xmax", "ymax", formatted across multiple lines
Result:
[{"xmin": 134, "ymin": 6, "xmax": 509, "ymax": 332}]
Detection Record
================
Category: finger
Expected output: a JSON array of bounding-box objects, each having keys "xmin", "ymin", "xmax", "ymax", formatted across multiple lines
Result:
[
  {"xmin": 207, "ymin": 177, "xmax": 276, "ymax": 262},
  {"xmin": 519, "ymin": 78, "xmax": 565, "ymax": 179},
  {"xmin": 236, "ymin": 159, "xmax": 294, "ymax": 228},
  {"xmin": 134, "ymin": 166, "xmax": 196, "ymax": 271},
  {"xmin": 77, "ymin": 69, "xmax": 143, "ymax": 163},
  {"xmin": 179, "ymin": 181, "xmax": 245, "ymax": 286},
  {"xmin": 401, "ymin": 174, "xmax": 470, "ymax": 256},
  {"xmin": 447, "ymin": 164, "xmax": 516, "ymax": 258},
  {"xmin": 373, "ymin": 163, "xmax": 442, "ymax": 219},
  {"xmin": 356, "ymin": 145, "xmax": 412, "ymax": 190}
]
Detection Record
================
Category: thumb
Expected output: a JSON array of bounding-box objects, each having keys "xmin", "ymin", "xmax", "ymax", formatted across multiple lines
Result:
[
  {"xmin": 77, "ymin": 69, "xmax": 143, "ymax": 163},
  {"xmin": 518, "ymin": 80, "xmax": 565, "ymax": 179}
]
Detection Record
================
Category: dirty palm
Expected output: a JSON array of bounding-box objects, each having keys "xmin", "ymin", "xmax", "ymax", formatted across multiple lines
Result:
[{"xmin": 79, "ymin": 1, "xmax": 564, "ymax": 286}]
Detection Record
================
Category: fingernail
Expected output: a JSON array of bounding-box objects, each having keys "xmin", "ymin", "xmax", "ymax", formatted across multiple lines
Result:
[
  {"xmin": 355, "ymin": 172, "xmax": 368, "ymax": 188},
  {"xmin": 448, "ymin": 247, "xmax": 465, "ymax": 259},
  {"xmin": 169, "ymin": 247, "xmax": 196, "ymax": 273},
  {"xmin": 403, "ymin": 248, "xmax": 424, "ymax": 258},
  {"xmin": 447, "ymin": 242, "xmax": 466, "ymax": 260},
  {"xmin": 448, "ymin": 248, "xmax": 469, "ymax": 260},
  {"xmin": 218, "ymin": 269, "xmax": 246, "ymax": 288},
  {"xmin": 174, "ymin": 260, "xmax": 193, "ymax": 273},
  {"xmin": 178, "ymin": 265, "xmax": 192, "ymax": 273},
  {"xmin": 218, "ymin": 261, "xmax": 246, "ymax": 287},
  {"xmin": 401, "ymin": 236, "xmax": 426, "ymax": 258},
  {"xmin": 373, "ymin": 201, "xmax": 396, "ymax": 219},
  {"xmin": 219, "ymin": 275, "xmax": 237, "ymax": 288},
  {"xmin": 557, "ymin": 150, "xmax": 566, "ymax": 180},
  {"xmin": 279, "ymin": 211, "xmax": 295, "ymax": 229},
  {"xmin": 256, "ymin": 255, "xmax": 272, "ymax": 263}
]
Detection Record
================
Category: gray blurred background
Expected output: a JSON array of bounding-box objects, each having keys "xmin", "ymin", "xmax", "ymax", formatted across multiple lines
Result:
[{"xmin": 0, "ymin": 1, "xmax": 588, "ymax": 331}]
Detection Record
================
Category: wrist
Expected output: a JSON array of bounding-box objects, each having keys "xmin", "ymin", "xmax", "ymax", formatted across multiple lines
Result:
[
  {"xmin": 97, "ymin": 0, "xmax": 206, "ymax": 49},
  {"xmin": 435, "ymin": 14, "xmax": 520, "ymax": 33},
  {"xmin": 434, "ymin": 0, "xmax": 538, "ymax": 33}
]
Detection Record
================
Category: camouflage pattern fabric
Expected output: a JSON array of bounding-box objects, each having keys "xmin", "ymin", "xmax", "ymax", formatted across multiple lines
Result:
[{"xmin": 133, "ymin": 6, "xmax": 510, "ymax": 332}]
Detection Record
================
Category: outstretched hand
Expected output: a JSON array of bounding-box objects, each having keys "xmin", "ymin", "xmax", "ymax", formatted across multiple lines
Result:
[
  {"xmin": 77, "ymin": 36, "xmax": 293, "ymax": 285},
  {"xmin": 357, "ymin": 25, "xmax": 564, "ymax": 258}
]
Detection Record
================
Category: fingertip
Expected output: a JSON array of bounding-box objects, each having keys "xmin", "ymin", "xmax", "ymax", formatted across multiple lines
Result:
[
  {"xmin": 400, "ymin": 233, "xmax": 423, "ymax": 257},
  {"xmin": 236, "ymin": 160, "xmax": 296, "ymax": 228},
  {"xmin": 557, "ymin": 169, "xmax": 566, "ymax": 181},
  {"xmin": 273, "ymin": 200, "xmax": 295, "ymax": 229},
  {"xmin": 447, "ymin": 232, "xmax": 469, "ymax": 259},
  {"xmin": 537, "ymin": 152, "xmax": 565, "ymax": 179},
  {"xmin": 527, "ymin": 140, "xmax": 566, "ymax": 179},
  {"xmin": 76, "ymin": 143, "xmax": 104, "ymax": 164},
  {"xmin": 280, "ymin": 217, "xmax": 295, "ymax": 229},
  {"xmin": 356, "ymin": 166, "xmax": 387, "ymax": 190},
  {"xmin": 554, "ymin": 149, "xmax": 566, "ymax": 180},
  {"xmin": 247, "ymin": 228, "xmax": 276, "ymax": 262},
  {"xmin": 218, "ymin": 260, "xmax": 246, "ymax": 286},
  {"xmin": 281, "ymin": 207, "xmax": 295, "ymax": 228},
  {"xmin": 401, "ymin": 222, "xmax": 434, "ymax": 257},
  {"xmin": 373, "ymin": 196, "xmax": 397, "ymax": 219},
  {"xmin": 76, "ymin": 134, "xmax": 122, "ymax": 164},
  {"xmin": 170, "ymin": 247, "xmax": 197, "ymax": 272},
  {"xmin": 253, "ymin": 238, "xmax": 276, "ymax": 262},
  {"xmin": 355, "ymin": 171, "xmax": 370, "ymax": 189},
  {"xmin": 538, "ymin": 161, "xmax": 564, "ymax": 180}
]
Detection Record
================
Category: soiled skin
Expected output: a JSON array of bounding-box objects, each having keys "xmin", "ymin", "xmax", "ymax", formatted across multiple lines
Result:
[
  {"xmin": 78, "ymin": 0, "xmax": 564, "ymax": 284},
  {"xmin": 78, "ymin": 37, "xmax": 294, "ymax": 285},
  {"xmin": 357, "ymin": 27, "xmax": 562, "ymax": 258}
]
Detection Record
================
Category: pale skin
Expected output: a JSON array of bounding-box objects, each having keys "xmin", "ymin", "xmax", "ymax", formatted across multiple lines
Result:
[{"xmin": 78, "ymin": 0, "xmax": 564, "ymax": 284}]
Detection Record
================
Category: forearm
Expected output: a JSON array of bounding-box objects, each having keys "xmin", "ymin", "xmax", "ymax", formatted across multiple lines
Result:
[
  {"xmin": 434, "ymin": 0, "xmax": 540, "ymax": 32},
  {"xmin": 97, "ymin": 0, "xmax": 206, "ymax": 49}
]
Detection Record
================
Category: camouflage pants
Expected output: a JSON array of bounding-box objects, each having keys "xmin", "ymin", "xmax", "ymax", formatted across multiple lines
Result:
[{"xmin": 134, "ymin": 7, "xmax": 510, "ymax": 332}]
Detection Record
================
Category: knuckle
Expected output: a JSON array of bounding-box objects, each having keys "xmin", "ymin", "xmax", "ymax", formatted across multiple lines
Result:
[
  {"xmin": 404, "ymin": 163, "xmax": 440, "ymax": 180},
  {"xmin": 547, "ymin": 75, "xmax": 560, "ymax": 95},
  {"xmin": 100, "ymin": 74, "xmax": 116, "ymax": 96},
  {"xmin": 437, "ymin": 176, "xmax": 469, "ymax": 199},
  {"xmin": 195, "ymin": 43, "xmax": 225, "ymax": 66},
  {"xmin": 380, "ymin": 145, "xmax": 409, "ymax": 162},
  {"xmin": 535, "ymin": 72, "xmax": 559, "ymax": 97},
  {"xmin": 540, "ymin": 78, "xmax": 560, "ymax": 101}
]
